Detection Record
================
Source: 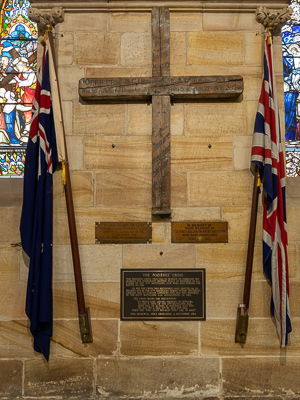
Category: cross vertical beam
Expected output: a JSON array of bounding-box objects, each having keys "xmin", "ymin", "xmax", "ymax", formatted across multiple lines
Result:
[{"xmin": 151, "ymin": 7, "xmax": 171, "ymax": 216}]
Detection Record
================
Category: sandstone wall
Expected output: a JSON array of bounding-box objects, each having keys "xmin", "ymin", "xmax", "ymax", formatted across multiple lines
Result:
[{"xmin": 1, "ymin": 6, "xmax": 300, "ymax": 399}]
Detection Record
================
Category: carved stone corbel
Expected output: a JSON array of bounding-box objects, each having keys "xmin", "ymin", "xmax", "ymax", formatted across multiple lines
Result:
[
  {"xmin": 255, "ymin": 6, "xmax": 292, "ymax": 35},
  {"xmin": 27, "ymin": 7, "xmax": 64, "ymax": 37}
]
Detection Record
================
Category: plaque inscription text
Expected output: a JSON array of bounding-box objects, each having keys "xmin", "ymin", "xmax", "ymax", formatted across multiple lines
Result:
[
  {"xmin": 121, "ymin": 269, "xmax": 206, "ymax": 320},
  {"xmin": 171, "ymin": 222, "xmax": 228, "ymax": 243},
  {"xmin": 95, "ymin": 222, "xmax": 152, "ymax": 244}
]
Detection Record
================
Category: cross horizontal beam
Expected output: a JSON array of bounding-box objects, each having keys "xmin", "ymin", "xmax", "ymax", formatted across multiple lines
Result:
[{"xmin": 79, "ymin": 75, "xmax": 243, "ymax": 103}]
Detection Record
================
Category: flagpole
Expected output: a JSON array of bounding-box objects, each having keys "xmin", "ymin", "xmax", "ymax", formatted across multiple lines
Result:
[
  {"xmin": 235, "ymin": 165, "xmax": 260, "ymax": 344},
  {"xmin": 46, "ymin": 27, "xmax": 93, "ymax": 343}
]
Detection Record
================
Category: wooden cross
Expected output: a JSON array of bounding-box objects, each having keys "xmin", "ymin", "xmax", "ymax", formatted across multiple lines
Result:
[{"xmin": 79, "ymin": 7, "xmax": 243, "ymax": 217}]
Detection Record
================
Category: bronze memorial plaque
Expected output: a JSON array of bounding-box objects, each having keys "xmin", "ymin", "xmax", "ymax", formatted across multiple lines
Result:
[
  {"xmin": 121, "ymin": 269, "xmax": 206, "ymax": 320},
  {"xmin": 95, "ymin": 222, "xmax": 152, "ymax": 244},
  {"xmin": 171, "ymin": 222, "xmax": 228, "ymax": 243}
]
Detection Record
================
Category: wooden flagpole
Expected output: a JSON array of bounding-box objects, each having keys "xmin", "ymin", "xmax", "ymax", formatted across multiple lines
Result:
[
  {"xmin": 235, "ymin": 164, "xmax": 260, "ymax": 344},
  {"xmin": 46, "ymin": 28, "xmax": 92, "ymax": 343}
]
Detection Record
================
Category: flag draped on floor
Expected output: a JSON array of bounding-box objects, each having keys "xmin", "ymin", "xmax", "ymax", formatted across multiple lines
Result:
[
  {"xmin": 251, "ymin": 35, "xmax": 292, "ymax": 347},
  {"xmin": 20, "ymin": 39, "xmax": 65, "ymax": 360}
]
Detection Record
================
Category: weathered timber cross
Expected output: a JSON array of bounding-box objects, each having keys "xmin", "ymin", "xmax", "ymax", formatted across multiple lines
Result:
[{"xmin": 79, "ymin": 7, "xmax": 244, "ymax": 217}]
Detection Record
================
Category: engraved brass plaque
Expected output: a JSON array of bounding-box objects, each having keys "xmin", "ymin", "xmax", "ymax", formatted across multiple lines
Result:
[
  {"xmin": 171, "ymin": 222, "xmax": 228, "ymax": 243},
  {"xmin": 121, "ymin": 269, "xmax": 206, "ymax": 320},
  {"xmin": 95, "ymin": 222, "xmax": 152, "ymax": 244}
]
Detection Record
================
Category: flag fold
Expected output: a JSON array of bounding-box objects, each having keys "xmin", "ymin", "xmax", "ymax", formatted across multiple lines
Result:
[
  {"xmin": 20, "ymin": 40, "xmax": 63, "ymax": 360},
  {"xmin": 251, "ymin": 36, "xmax": 292, "ymax": 347}
]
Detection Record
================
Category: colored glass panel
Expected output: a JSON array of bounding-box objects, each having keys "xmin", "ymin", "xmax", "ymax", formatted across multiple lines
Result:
[
  {"xmin": 0, "ymin": 0, "xmax": 37, "ymax": 177},
  {"xmin": 282, "ymin": 0, "xmax": 300, "ymax": 177}
]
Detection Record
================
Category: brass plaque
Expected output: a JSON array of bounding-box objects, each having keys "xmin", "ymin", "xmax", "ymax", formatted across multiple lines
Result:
[
  {"xmin": 121, "ymin": 269, "xmax": 206, "ymax": 320},
  {"xmin": 171, "ymin": 222, "xmax": 228, "ymax": 243},
  {"xmin": 95, "ymin": 222, "xmax": 152, "ymax": 244}
]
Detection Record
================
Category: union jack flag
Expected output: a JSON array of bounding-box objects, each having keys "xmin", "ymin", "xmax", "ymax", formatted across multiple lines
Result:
[
  {"xmin": 251, "ymin": 36, "xmax": 292, "ymax": 347},
  {"xmin": 20, "ymin": 40, "xmax": 64, "ymax": 360}
]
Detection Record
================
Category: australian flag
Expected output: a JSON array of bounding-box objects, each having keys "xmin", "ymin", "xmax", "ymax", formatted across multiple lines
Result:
[
  {"xmin": 20, "ymin": 42, "xmax": 60, "ymax": 360},
  {"xmin": 251, "ymin": 36, "xmax": 292, "ymax": 347}
]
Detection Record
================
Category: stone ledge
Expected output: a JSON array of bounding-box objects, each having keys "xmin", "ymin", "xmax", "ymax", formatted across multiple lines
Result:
[{"xmin": 30, "ymin": 0, "xmax": 289, "ymax": 12}]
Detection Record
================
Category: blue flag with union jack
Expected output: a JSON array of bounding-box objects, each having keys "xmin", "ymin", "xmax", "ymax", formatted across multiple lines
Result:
[
  {"xmin": 20, "ymin": 43, "xmax": 59, "ymax": 360},
  {"xmin": 251, "ymin": 36, "xmax": 292, "ymax": 347}
]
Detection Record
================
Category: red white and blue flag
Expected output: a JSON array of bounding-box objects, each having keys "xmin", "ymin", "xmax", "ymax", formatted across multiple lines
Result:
[
  {"xmin": 251, "ymin": 36, "xmax": 292, "ymax": 347},
  {"xmin": 20, "ymin": 40, "xmax": 65, "ymax": 360}
]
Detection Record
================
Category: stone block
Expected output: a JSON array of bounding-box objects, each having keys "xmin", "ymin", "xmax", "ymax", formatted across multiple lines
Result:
[
  {"xmin": 52, "ymin": 319, "xmax": 118, "ymax": 357},
  {"xmin": 128, "ymin": 104, "xmax": 152, "ymax": 136},
  {"xmin": 121, "ymin": 33, "xmax": 151, "ymax": 67},
  {"xmin": 86, "ymin": 66, "xmax": 152, "ymax": 78},
  {"xmin": 0, "ymin": 282, "xmax": 26, "ymax": 318},
  {"xmin": 96, "ymin": 358, "xmax": 220, "ymax": 397},
  {"xmin": 152, "ymin": 222, "xmax": 165, "ymax": 243},
  {"xmin": 229, "ymin": 65, "xmax": 262, "ymax": 77},
  {"xmin": 58, "ymin": 66, "xmax": 84, "ymax": 102},
  {"xmin": 171, "ymin": 103, "xmax": 184, "ymax": 136},
  {"xmin": 201, "ymin": 318, "xmax": 283, "ymax": 357},
  {"xmin": 0, "ymin": 207, "xmax": 21, "ymax": 245},
  {"xmin": 57, "ymin": 31, "xmax": 74, "ymax": 65},
  {"xmin": 189, "ymin": 171, "xmax": 252, "ymax": 207},
  {"xmin": 53, "ymin": 207, "xmax": 150, "ymax": 245},
  {"xmin": 75, "ymin": 33, "xmax": 120, "ymax": 65},
  {"xmin": 120, "ymin": 321, "xmax": 198, "ymax": 356},
  {"xmin": 222, "ymin": 206, "xmax": 263, "ymax": 243},
  {"xmin": 172, "ymin": 136, "xmax": 232, "ymax": 172},
  {"xmin": 53, "ymin": 282, "xmax": 120, "ymax": 319},
  {"xmin": 203, "ymin": 12, "xmax": 258, "ymax": 31},
  {"xmin": 60, "ymin": 13, "xmax": 108, "ymax": 32},
  {"xmin": 0, "ymin": 320, "xmax": 33, "ymax": 358},
  {"xmin": 246, "ymin": 100, "xmax": 259, "ymax": 135},
  {"xmin": 53, "ymin": 171, "xmax": 93, "ymax": 208},
  {"xmin": 123, "ymin": 244, "xmax": 195, "ymax": 269},
  {"xmin": 287, "ymin": 207, "xmax": 300, "ymax": 242},
  {"xmin": 52, "ymin": 244, "xmax": 122, "ymax": 281},
  {"xmin": 171, "ymin": 207, "xmax": 221, "ymax": 222},
  {"xmin": 206, "ymin": 280, "xmax": 271, "ymax": 319},
  {"xmin": 0, "ymin": 360, "xmax": 22, "ymax": 397},
  {"xmin": 110, "ymin": 12, "xmax": 151, "ymax": 32},
  {"xmin": 171, "ymin": 65, "xmax": 230, "ymax": 76},
  {"xmin": 170, "ymin": 32, "xmax": 186, "ymax": 67},
  {"xmin": 171, "ymin": 171, "xmax": 188, "ymax": 208},
  {"xmin": 185, "ymin": 102, "xmax": 246, "ymax": 138},
  {"xmin": 65, "ymin": 135, "xmax": 84, "ymax": 171},
  {"xmin": 233, "ymin": 135, "xmax": 252, "ymax": 170},
  {"xmin": 0, "ymin": 177, "xmax": 23, "ymax": 207},
  {"xmin": 24, "ymin": 358, "xmax": 94, "ymax": 397},
  {"xmin": 188, "ymin": 32, "xmax": 244, "ymax": 66},
  {"xmin": 95, "ymin": 169, "xmax": 151, "ymax": 208},
  {"xmin": 289, "ymin": 281, "xmax": 300, "ymax": 318},
  {"xmin": 222, "ymin": 357, "xmax": 300, "ymax": 396},
  {"xmin": 62, "ymin": 101, "xmax": 73, "ymax": 136},
  {"xmin": 245, "ymin": 32, "xmax": 263, "ymax": 66},
  {"xmin": 73, "ymin": 103, "xmax": 126, "ymax": 136},
  {"xmin": 85, "ymin": 136, "xmax": 152, "ymax": 171},
  {"xmin": 170, "ymin": 12, "xmax": 202, "ymax": 32},
  {"xmin": 287, "ymin": 177, "xmax": 300, "ymax": 198},
  {"xmin": 0, "ymin": 246, "xmax": 19, "ymax": 281},
  {"xmin": 244, "ymin": 76, "xmax": 264, "ymax": 101},
  {"xmin": 197, "ymin": 243, "xmax": 264, "ymax": 281}
]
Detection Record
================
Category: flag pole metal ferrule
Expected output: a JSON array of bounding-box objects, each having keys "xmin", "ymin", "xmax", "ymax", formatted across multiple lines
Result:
[
  {"xmin": 79, "ymin": 308, "xmax": 93, "ymax": 343},
  {"xmin": 235, "ymin": 304, "xmax": 249, "ymax": 344}
]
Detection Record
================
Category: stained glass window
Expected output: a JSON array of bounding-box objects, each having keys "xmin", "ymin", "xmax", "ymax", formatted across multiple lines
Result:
[
  {"xmin": 0, "ymin": 0, "xmax": 37, "ymax": 177},
  {"xmin": 282, "ymin": 0, "xmax": 300, "ymax": 177}
]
